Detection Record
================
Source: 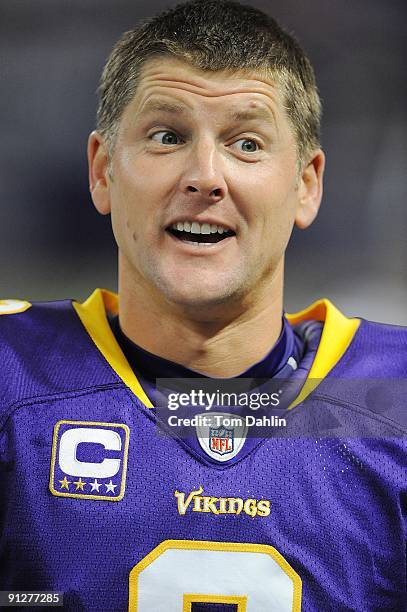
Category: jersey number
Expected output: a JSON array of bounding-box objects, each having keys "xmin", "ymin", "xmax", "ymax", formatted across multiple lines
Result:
[{"xmin": 129, "ymin": 540, "xmax": 301, "ymax": 611}]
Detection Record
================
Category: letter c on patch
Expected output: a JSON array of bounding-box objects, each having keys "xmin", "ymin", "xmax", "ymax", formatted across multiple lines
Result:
[{"xmin": 58, "ymin": 428, "xmax": 121, "ymax": 478}]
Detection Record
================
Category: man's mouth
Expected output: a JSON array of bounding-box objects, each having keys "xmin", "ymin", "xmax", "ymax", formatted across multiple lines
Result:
[{"xmin": 166, "ymin": 221, "xmax": 235, "ymax": 245}]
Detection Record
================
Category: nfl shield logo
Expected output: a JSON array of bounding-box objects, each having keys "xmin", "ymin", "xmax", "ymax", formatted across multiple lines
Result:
[{"xmin": 209, "ymin": 426, "xmax": 234, "ymax": 456}]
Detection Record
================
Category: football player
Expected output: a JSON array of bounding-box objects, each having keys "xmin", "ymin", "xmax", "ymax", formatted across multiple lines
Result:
[{"xmin": 0, "ymin": 1, "xmax": 405, "ymax": 610}]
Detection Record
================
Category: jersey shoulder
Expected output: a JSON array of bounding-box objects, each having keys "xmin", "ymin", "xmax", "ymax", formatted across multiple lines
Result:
[
  {"xmin": 289, "ymin": 300, "xmax": 407, "ymax": 432},
  {"xmin": 318, "ymin": 318, "xmax": 407, "ymax": 434},
  {"xmin": 334, "ymin": 317, "xmax": 407, "ymax": 377},
  {"xmin": 0, "ymin": 295, "xmax": 117, "ymax": 421}
]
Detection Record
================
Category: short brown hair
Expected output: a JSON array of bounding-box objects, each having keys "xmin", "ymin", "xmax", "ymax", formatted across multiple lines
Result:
[{"xmin": 97, "ymin": 0, "xmax": 321, "ymax": 165}]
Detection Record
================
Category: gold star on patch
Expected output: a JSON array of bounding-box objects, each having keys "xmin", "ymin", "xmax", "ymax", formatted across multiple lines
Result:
[
  {"xmin": 73, "ymin": 478, "xmax": 87, "ymax": 491},
  {"xmin": 59, "ymin": 476, "xmax": 71, "ymax": 490}
]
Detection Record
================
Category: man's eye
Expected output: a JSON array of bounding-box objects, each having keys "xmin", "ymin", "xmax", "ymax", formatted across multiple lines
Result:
[
  {"xmin": 234, "ymin": 138, "xmax": 260, "ymax": 153},
  {"xmin": 151, "ymin": 131, "xmax": 180, "ymax": 145}
]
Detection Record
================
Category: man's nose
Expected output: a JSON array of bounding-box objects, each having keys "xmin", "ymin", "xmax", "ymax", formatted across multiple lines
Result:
[{"xmin": 179, "ymin": 141, "xmax": 227, "ymax": 203}]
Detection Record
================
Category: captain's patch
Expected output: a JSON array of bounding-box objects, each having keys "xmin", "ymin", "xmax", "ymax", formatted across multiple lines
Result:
[{"xmin": 49, "ymin": 420, "xmax": 129, "ymax": 501}]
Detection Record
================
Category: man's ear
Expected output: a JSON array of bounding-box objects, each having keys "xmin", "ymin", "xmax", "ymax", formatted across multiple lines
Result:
[
  {"xmin": 87, "ymin": 130, "xmax": 111, "ymax": 215},
  {"xmin": 295, "ymin": 149, "xmax": 325, "ymax": 229}
]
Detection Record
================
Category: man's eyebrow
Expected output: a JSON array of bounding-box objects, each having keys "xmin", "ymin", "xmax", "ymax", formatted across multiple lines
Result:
[
  {"xmin": 138, "ymin": 99, "xmax": 276, "ymax": 125},
  {"xmin": 138, "ymin": 99, "xmax": 188, "ymax": 116},
  {"xmin": 229, "ymin": 107, "xmax": 275, "ymax": 124}
]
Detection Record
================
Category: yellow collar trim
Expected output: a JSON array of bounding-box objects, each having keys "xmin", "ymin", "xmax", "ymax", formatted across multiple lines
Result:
[
  {"xmin": 73, "ymin": 289, "xmax": 153, "ymax": 407},
  {"xmin": 286, "ymin": 298, "xmax": 360, "ymax": 407},
  {"xmin": 73, "ymin": 289, "xmax": 360, "ymax": 409}
]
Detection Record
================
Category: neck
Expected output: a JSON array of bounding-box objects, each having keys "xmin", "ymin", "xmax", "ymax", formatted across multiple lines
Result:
[{"xmin": 118, "ymin": 256, "xmax": 284, "ymax": 378}]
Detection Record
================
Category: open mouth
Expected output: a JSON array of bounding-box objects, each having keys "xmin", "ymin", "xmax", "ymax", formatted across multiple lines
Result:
[{"xmin": 166, "ymin": 222, "xmax": 235, "ymax": 245}]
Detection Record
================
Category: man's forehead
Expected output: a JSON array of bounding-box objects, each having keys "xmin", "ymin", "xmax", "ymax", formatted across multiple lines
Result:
[
  {"xmin": 139, "ymin": 55, "xmax": 275, "ymax": 80},
  {"xmin": 132, "ymin": 57, "xmax": 283, "ymax": 119}
]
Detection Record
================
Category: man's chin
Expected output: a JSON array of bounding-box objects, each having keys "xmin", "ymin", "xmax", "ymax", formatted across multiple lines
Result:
[{"xmin": 160, "ymin": 281, "xmax": 244, "ymax": 314}]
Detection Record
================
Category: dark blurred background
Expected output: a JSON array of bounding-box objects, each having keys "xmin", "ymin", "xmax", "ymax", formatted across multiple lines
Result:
[{"xmin": 0, "ymin": 0, "xmax": 406, "ymax": 323}]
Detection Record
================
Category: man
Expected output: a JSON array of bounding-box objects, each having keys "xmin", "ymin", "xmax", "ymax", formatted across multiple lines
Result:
[{"xmin": 0, "ymin": 1, "xmax": 405, "ymax": 610}]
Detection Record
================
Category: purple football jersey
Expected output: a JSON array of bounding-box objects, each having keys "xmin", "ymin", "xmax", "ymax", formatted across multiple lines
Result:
[{"xmin": 0, "ymin": 290, "xmax": 406, "ymax": 611}]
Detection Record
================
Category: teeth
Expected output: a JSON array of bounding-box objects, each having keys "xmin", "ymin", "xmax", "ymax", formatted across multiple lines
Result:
[{"xmin": 171, "ymin": 221, "xmax": 231, "ymax": 234}]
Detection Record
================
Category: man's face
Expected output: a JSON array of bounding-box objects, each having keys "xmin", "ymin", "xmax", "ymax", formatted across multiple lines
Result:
[{"xmin": 90, "ymin": 57, "xmax": 323, "ymax": 311}]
